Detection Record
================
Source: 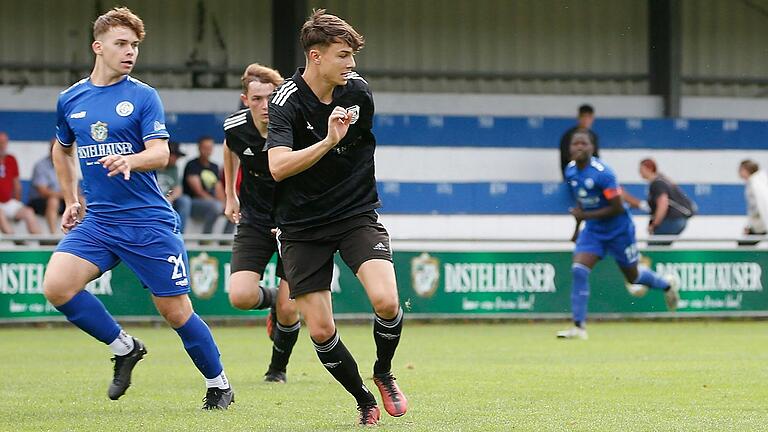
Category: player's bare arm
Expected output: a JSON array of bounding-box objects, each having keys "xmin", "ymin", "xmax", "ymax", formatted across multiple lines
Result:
[
  {"xmin": 52, "ymin": 140, "xmax": 84, "ymax": 233},
  {"xmin": 268, "ymin": 107, "xmax": 352, "ymax": 181},
  {"xmin": 649, "ymin": 192, "xmax": 670, "ymax": 234},
  {"xmin": 98, "ymin": 138, "xmax": 169, "ymax": 180},
  {"xmin": 222, "ymin": 140, "xmax": 241, "ymax": 224},
  {"xmin": 571, "ymin": 195, "xmax": 624, "ymax": 221}
]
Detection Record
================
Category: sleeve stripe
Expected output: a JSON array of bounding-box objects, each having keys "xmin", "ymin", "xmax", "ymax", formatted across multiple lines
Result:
[
  {"xmin": 274, "ymin": 87, "xmax": 298, "ymax": 106},
  {"xmin": 143, "ymin": 132, "xmax": 170, "ymax": 141},
  {"xmin": 55, "ymin": 135, "xmax": 74, "ymax": 147},
  {"xmin": 271, "ymin": 82, "xmax": 298, "ymax": 106},
  {"xmin": 224, "ymin": 119, "xmax": 247, "ymax": 131},
  {"xmin": 223, "ymin": 113, "xmax": 247, "ymax": 127}
]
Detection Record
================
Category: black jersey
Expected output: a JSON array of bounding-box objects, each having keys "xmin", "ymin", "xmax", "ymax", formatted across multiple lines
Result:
[
  {"xmin": 223, "ymin": 108, "xmax": 276, "ymax": 227},
  {"xmin": 265, "ymin": 68, "xmax": 380, "ymax": 231}
]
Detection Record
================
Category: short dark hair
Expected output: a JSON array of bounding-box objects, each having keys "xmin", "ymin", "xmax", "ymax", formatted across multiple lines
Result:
[
  {"xmin": 300, "ymin": 9, "xmax": 365, "ymax": 53},
  {"xmin": 578, "ymin": 104, "xmax": 595, "ymax": 116},
  {"xmin": 640, "ymin": 158, "xmax": 657, "ymax": 173},
  {"xmin": 741, "ymin": 159, "xmax": 759, "ymax": 175}
]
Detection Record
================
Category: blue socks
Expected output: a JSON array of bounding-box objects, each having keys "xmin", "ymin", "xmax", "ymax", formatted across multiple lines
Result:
[
  {"xmin": 571, "ymin": 264, "xmax": 591, "ymax": 326},
  {"xmin": 55, "ymin": 290, "xmax": 121, "ymax": 344},
  {"xmin": 634, "ymin": 267, "xmax": 670, "ymax": 291},
  {"xmin": 174, "ymin": 313, "xmax": 224, "ymax": 379}
]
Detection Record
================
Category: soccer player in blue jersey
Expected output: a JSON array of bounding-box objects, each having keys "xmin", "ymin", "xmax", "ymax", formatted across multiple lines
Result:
[
  {"xmin": 41, "ymin": 7, "xmax": 234, "ymax": 409},
  {"xmin": 558, "ymin": 130, "xmax": 680, "ymax": 340}
]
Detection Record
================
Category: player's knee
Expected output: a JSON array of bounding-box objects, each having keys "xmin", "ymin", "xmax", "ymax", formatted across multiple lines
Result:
[
  {"xmin": 371, "ymin": 294, "xmax": 400, "ymax": 319},
  {"xmin": 276, "ymin": 300, "xmax": 299, "ymax": 324},
  {"xmin": 228, "ymin": 290, "xmax": 250, "ymax": 310},
  {"xmin": 227, "ymin": 283, "xmax": 256, "ymax": 310},
  {"xmin": 159, "ymin": 307, "xmax": 190, "ymax": 328},
  {"xmin": 308, "ymin": 321, "xmax": 336, "ymax": 343},
  {"xmin": 43, "ymin": 277, "xmax": 74, "ymax": 305}
]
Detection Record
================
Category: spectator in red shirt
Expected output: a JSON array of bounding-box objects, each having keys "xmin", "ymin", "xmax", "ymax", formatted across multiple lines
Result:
[{"xmin": 0, "ymin": 132, "xmax": 41, "ymax": 234}]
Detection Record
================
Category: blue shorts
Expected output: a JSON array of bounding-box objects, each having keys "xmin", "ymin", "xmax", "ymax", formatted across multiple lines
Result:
[
  {"xmin": 55, "ymin": 217, "xmax": 191, "ymax": 297},
  {"xmin": 574, "ymin": 224, "xmax": 639, "ymax": 268}
]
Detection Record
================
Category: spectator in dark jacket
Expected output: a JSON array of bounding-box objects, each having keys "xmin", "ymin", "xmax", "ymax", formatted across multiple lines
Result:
[{"xmin": 560, "ymin": 104, "xmax": 599, "ymax": 180}]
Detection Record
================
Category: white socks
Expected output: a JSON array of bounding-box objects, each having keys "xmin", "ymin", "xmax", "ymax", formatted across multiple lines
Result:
[
  {"xmin": 205, "ymin": 371, "xmax": 229, "ymax": 389},
  {"xmin": 108, "ymin": 330, "xmax": 135, "ymax": 356}
]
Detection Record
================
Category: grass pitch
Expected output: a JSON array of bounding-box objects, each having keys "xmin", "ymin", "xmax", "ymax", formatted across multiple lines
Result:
[{"xmin": 1, "ymin": 321, "xmax": 766, "ymax": 431}]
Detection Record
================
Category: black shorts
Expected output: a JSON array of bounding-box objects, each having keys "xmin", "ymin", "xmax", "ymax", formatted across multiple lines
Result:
[
  {"xmin": 277, "ymin": 212, "xmax": 393, "ymax": 298},
  {"xmin": 28, "ymin": 197, "xmax": 65, "ymax": 216},
  {"xmin": 231, "ymin": 222, "xmax": 284, "ymax": 279}
]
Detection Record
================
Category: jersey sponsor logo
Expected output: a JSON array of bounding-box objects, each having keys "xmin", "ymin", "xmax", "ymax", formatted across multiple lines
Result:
[
  {"xmin": 411, "ymin": 252, "xmax": 440, "ymax": 298},
  {"xmin": 70, "ymin": 111, "xmax": 86, "ymax": 119},
  {"xmin": 346, "ymin": 105, "xmax": 360, "ymax": 124},
  {"xmin": 243, "ymin": 147, "xmax": 254, "ymax": 156},
  {"xmin": 77, "ymin": 142, "xmax": 134, "ymax": 163},
  {"xmin": 153, "ymin": 120, "xmax": 166, "ymax": 131},
  {"xmin": 90, "ymin": 121, "xmax": 109, "ymax": 142},
  {"xmin": 115, "ymin": 101, "xmax": 134, "ymax": 117}
]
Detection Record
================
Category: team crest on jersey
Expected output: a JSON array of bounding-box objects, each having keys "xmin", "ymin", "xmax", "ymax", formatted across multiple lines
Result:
[
  {"xmin": 584, "ymin": 178, "xmax": 595, "ymax": 189},
  {"xmin": 90, "ymin": 121, "xmax": 108, "ymax": 142},
  {"xmin": 346, "ymin": 105, "xmax": 360, "ymax": 124},
  {"xmin": 189, "ymin": 252, "xmax": 219, "ymax": 299},
  {"xmin": 411, "ymin": 252, "xmax": 440, "ymax": 298},
  {"xmin": 115, "ymin": 101, "xmax": 134, "ymax": 117}
]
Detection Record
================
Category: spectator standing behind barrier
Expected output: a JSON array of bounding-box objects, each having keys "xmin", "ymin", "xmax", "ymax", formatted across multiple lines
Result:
[
  {"xmin": 738, "ymin": 159, "xmax": 768, "ymax": 246},
  {"xmin": 560, "ymin": 104, "xmax": 599, "ymax": 180},
  {"xmin": 156, "ymin": 141, "xmax": 191, "ymax": 233},
  {"xmin": 182, "ymin": 136, "xmax": 233, "ymax": 234},
  {"xmin": 28, "ymin": 138, "xmax": 66, "ymax": 233},
  {"xmin": 0, "ymin": 131, "xmax": 41, "ymax": 234},
  {"xmin": 639, "ymin": 158, "xmax": 695, "ymax": 245}
]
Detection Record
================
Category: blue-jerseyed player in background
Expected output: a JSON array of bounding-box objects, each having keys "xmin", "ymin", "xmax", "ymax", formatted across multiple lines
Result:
[
  {"xmin": 42, "ymin": 7, "xmax": 234, "ymax": 409},
  {"xmin": 557, "ymin": 130, "xmax": 680, "ymax": 340}
]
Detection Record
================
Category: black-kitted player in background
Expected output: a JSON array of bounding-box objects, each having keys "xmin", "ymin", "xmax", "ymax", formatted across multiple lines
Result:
[
  {"xmin": 266, "ymin": 9, "xmax": 407, "ymax": 426},
  {"xmin": 223, "ymin": 64, "xmax": 301, "ymax": 383}
]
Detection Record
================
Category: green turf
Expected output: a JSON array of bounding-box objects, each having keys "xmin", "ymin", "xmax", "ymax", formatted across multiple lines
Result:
[{"xmin": 1, "ymin": 321, "xmax": 766, "ymax": 431}]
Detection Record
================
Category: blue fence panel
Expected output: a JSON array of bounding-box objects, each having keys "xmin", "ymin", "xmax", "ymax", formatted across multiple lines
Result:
[{"xmin": 4, "ymin": 111, "xmax": 768, "ymax": 149}]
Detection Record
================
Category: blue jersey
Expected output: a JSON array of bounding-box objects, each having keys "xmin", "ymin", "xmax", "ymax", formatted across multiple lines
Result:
[
  {"xmin": 565, "ymin": 157, "xmax": 632, "ymax": 237},
  {"xmin": 56, "ymin": 76, "xmax": 175, "ymax": 227}
]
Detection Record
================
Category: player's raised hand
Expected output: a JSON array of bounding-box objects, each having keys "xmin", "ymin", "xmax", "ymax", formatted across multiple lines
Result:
[
  {"xmin": 98, "ymin": 154, "xmax": 132, "ymax": 180},
  {"xmin": 326, "ymin": 106, "xmax": 352, "ymax": 145},
  {"xmin": 61, "ymin": 202, "xmax": 83, "ymax": 234},
  {"xmin": 224, "ymin": 195, "xmax": 241, "ymax": 224}
]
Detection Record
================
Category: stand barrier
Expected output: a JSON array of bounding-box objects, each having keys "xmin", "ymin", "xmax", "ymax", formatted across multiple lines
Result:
[{"xmin": 1, "ymin": 241, "xmax": 766, "ymax": 322}]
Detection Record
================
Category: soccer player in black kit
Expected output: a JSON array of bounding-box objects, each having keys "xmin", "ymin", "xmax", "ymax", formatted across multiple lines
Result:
[
  {"xmin": 266, "ymin": 10, "xmax": 407, "ymax": 426},
  {"xmin": 223, "ymin": 64, "xmax": 301, "ymax": 383}
]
